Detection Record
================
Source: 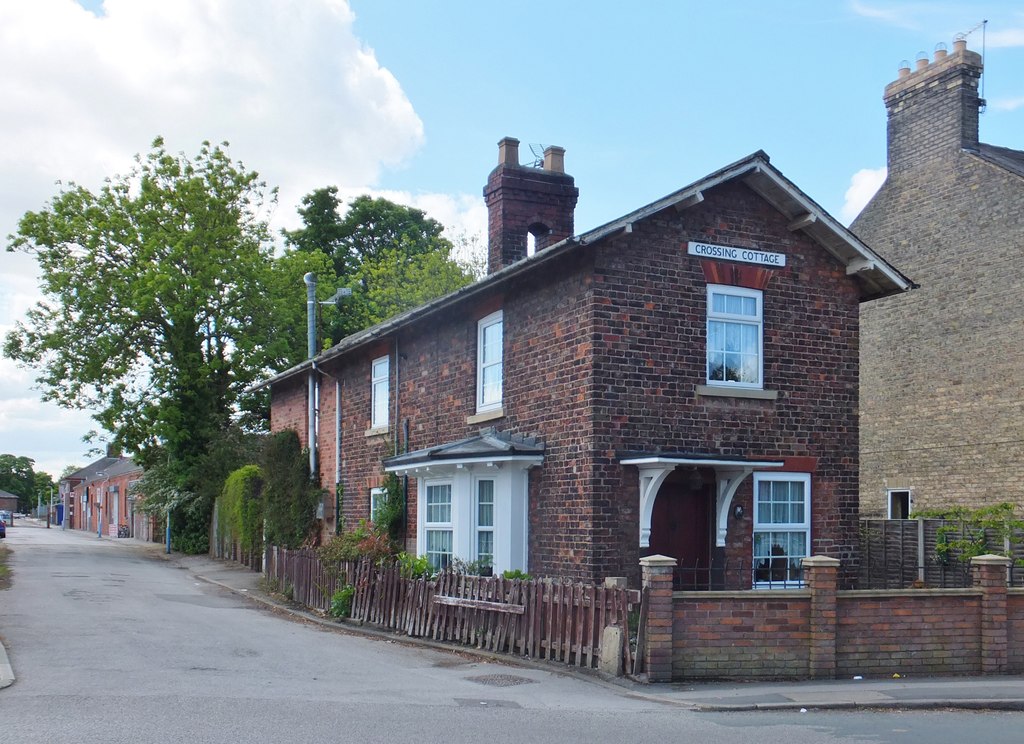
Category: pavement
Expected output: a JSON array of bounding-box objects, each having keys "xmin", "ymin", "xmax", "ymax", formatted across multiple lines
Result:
[{"xmin": 3, "ymin": 523, "xmax": 1024, "ymax": 711}]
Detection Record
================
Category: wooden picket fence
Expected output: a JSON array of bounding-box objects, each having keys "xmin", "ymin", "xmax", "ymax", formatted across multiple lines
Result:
[{"xmin": 263, "ymin": 546, "xmax": 639, "ymax": 672}]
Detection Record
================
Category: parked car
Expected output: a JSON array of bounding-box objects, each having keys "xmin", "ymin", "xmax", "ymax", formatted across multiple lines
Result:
[{"xmin": 0, "ymin": 517, "xmax": 6, "ymax": 539}]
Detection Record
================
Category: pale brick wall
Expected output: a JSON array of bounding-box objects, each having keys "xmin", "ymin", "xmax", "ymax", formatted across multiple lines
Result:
[{"xmin": 855, "ymin": 44, "xmax": 1024, "ymax": 517}]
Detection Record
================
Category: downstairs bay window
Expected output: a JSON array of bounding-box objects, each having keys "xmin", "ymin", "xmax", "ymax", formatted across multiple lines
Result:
[{"xmin": 390, "ymin": 465, "xmax": 533, "ymax": 575}]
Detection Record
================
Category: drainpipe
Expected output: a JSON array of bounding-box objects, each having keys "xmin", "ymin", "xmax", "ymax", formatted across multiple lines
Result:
[
  {"xmin": 304, "ymin": 272, "xmax": 318, "ymax": 480},
  {"xmin": 336, "ymin": 377, "xmax": 342, "ymax": 534}
]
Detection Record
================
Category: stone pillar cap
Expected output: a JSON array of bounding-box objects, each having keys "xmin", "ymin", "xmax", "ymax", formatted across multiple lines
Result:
[
  {"xmin": 970, "ymin": 554, "xmax": 1012, "ymax": 566},
  {"xmin": 801, "ymin": 555, "xmax": 841, "ymax": 567},
  {"xmin": 639, "ymin": 554, "xmax": 678, "ymax": 568}
]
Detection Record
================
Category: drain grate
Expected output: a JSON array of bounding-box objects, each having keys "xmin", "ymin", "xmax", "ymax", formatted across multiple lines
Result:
[{"xmin": 465, "ymin": 674, "xmax": 537, "ymax": 688}]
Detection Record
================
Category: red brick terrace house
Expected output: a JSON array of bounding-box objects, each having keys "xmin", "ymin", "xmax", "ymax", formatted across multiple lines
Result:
[
  {"xmin": 260, "ymin": 139, "xmax": 912, "ymax": 589},
  {"xmin": 60, "ymin": 455, "xmax": 146, "ymax": 539}
]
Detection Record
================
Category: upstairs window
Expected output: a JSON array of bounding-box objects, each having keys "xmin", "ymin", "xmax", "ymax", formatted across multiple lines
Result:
[
  {"xmin": 371, "ymin": 356, "xmax": 389, "ymax": 429},
  {"xmin": 706, "ymin": 285, "xmax": 762, "ymax": 388},
  {"xmin": 888, "ymin": 489, "xmax": 912, "ymax": 519},
  {"xmin": 477, "ymin": 311, "xmax": 503, "ymax": 412}
]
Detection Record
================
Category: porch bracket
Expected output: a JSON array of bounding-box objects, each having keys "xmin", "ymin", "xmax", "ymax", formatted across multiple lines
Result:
[
  {"xmin": 637, "ymin": 466, "xmax": 676, "ymax": 548},
  {"xmin": 715, "ymin": 468, "xmax": 754, "ymax": 547}
]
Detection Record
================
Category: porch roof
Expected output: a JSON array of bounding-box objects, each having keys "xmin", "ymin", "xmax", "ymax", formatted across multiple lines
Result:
[
  {"xmin": 619, "ymin": 453, "xmax": 785, "ymax": 469},
  {"xmin": 383, "ymin": 429, "xmax": 544, "ymax": 474}
]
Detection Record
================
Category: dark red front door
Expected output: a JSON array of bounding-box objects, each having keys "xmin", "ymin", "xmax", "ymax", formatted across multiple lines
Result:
[{"xmin": 648, "ymin": 477, "xmax": 711, "ymax": 589}]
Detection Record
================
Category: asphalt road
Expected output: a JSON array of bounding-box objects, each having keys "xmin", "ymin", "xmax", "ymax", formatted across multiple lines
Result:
[{"xmin": 2, "ymin": 523, "xmax": 1023, "ymax": 743}]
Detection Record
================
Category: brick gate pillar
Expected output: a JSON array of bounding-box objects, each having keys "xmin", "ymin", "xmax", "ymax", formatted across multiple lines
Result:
[
  {"xmin": 803, "ymin": 555, "xmax": 840, "ymax": 679},
  {"xmin": 971, "ymin": 554, "xmax": 1010, "ymax": 675},
  {"xmin": 639, "ymin": 554, "xmax": 677, "ymax": 683}
]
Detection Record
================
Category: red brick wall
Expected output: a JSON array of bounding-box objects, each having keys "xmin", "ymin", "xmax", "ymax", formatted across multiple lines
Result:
[
  {"xmin": 673, "ymin": 592, "xmax": 811, "ymax": 678},
  {"xmin": 836, "ymin": 591, "xmax": 982, "ymax": 676},
  {"xmin": 1009, "ymin": 592, "xmax": 1024, "ymax": 673},
  {"xmin": 591, "ymin": 181, "xmax": 863, "ymax": 585},
  {"xmin": 660, "ymin": 576, "xmax": 1024, "ymax": 681},
  {"xmin": 273, "ymin": 180, "xmax": 865, "ymax": 583}
]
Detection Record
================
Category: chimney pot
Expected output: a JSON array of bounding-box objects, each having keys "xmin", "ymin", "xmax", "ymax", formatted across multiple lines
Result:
[
  {"xmin": 933, "ymin": 42, "xmax": 948, "ymax": 62},
  {"xmin": 543, "ymin": 146, "xmax": 566, "ymax": 173},
  {"xmin": 898, "ymin": 60, "xmax": 911, "ymax": 78},
  {"xmin": 497, "ymin": 137, "xmax": 520, "ymax": 167},
  {"xmin": 915, "ymin": 52, "xmax": 929, "ymax": 71},
  {"xmin": 953, "ymin": 35, "xmax": 967, "ymax": 54}
]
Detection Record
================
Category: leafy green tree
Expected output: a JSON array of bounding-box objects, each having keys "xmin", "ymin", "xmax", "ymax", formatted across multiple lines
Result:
[
  {"xmin": 4, "ymin": 137, "xmax": 282, "ymax": 551},
  {"xmin": 282, "ymin": 190, "xmax": 476, "ymax": 345}
]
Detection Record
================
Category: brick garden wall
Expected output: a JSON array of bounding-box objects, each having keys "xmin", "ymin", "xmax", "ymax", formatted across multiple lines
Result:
[
  {"xmin": 645, "ymin": 554, "xmax": 1024, "ymax": 682},
  {"xmin": 835, "ymin": 591, "xmax": 981, "ymax": 676},
  {"xmin": 672, "ymin": 592, "xmax": 811, "ymax": 679}
]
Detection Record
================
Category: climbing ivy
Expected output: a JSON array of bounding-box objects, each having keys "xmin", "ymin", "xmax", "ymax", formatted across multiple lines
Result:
[
  {"xmin": 913, "ymin": 502, "xmax": 1024, "ymax": 565},
  {"xmin": 217, "ymin": 465, "xmax": 264, "ymax": 563},
  {"xmin": 261, "ymin": 430, "xmax": 322, "ymax": 549}
]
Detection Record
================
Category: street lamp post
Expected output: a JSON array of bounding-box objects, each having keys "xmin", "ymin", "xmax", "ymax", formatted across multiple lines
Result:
[{"xmin": 47, "ymin": 485, "xmax": 52, "ymax": 528}]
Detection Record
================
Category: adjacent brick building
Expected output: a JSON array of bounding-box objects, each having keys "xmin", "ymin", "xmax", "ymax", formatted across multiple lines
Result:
[
  {"xmin": 262, "ymin": 139, "xmax": 910, "ymax": 588},
  {"xmin": 60, "ymin": 455, "xmax": 150, "ymax": 539},
  {"xmin": 854, "ymin": 39, "xmax": 1024, "ymax": 518}
]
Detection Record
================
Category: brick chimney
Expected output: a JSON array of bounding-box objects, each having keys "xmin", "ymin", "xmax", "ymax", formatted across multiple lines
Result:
[
  {"xmin": 884, "ymin": 38, "xmax": 984, "ymax": 174},
  {"xmin": 482, "ymin": 137, "xmax": 579, "ymax": 274}
]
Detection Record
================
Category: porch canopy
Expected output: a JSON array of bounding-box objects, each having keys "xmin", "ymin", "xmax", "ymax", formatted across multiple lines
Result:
[
  {"xmin": 384, "ymin": 429, "xmax": 544, "ymax": 476},
  {"xmin": 620, "ymin": 453, "xmax": 784, "ymax": 548}
]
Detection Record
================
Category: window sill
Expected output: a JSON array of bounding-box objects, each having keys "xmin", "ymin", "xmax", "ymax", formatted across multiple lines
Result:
[
  {"xmin": 467, "ymin": 407, "xmax": 505, "ymax": 425},
  {"xmin": 696, "ymin": 385, "xmax": 778, "ymax": 400},
  {"xmin": 364, "ymin": 426, "xmax": 389, "ymax": 438}
]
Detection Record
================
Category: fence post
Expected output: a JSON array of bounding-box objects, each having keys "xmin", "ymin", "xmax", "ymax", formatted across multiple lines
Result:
[
  {"xmin": 803, "ymin": 555, "xmax": 840, "ymax": 679},
  {"xmin": 971, "ymin": 554, "xmax": 1010, "ymax": 675},
  {"xmin": 639, "ymin": 554, "xmax": 677, "ymax": 683}
]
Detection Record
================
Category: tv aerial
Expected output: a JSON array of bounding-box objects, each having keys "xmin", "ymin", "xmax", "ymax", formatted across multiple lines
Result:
[{"xmin": 528, "ymin": 143, "xmax": 547, "ymax": 168}]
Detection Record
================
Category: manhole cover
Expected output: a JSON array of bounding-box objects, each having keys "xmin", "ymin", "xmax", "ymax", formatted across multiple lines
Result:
[{"xmin": 465, "ymin": 674, "xmax": 537, "ymax": 688}]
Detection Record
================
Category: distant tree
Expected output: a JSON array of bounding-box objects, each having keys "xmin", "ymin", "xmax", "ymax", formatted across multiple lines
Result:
[
  {"xmin": 0, "ymin": 454, "xmax": 36, "ymax": 512},
  {"xmin": 4, "ymin": 137, "xmax": 282, "ymax": 552}
]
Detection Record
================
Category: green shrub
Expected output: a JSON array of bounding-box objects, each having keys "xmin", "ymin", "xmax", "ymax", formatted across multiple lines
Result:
[
  {"xmin": 318, "ymin": 520, "xmax": 396, "ymax": 564},
  {"xmin": 501, "ymin": 569, "xmax": 532, "ymax": 581},
  {"xmin": 330, "ymin": 585, "xmax": 355, "ymax": 618},
  {"xmin": 397, "ymin": 552, "xmax": 432, "ymax": 579}
]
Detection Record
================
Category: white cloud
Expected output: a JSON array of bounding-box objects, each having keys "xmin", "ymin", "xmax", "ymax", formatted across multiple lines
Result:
[
  {"xmin": 848, "ymin": 1, "xmax": 921, "ymax": 30},
  {"xmin": 986, "ymin": 28, "xmax": 1024, "ymax": 48},
  {"xmin": 0, "ymin": 0, "xmax": 436, "ymax": 473},
  {"xmin": 991, "ymin": 96, "xmax": 1024, "ymax": 111},
  {"xmin": 841, "ymin": 167, "xmax": 887, "ymax": 225}
]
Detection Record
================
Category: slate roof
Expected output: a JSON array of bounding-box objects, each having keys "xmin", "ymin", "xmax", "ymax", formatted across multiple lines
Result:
[
  {"xmin": 254, "ymin": 150, "xmax": 913, "ymax": 392},
  {"xmin": 973, "ymin": 142, "xmax": 1024, "ymax": 179}
]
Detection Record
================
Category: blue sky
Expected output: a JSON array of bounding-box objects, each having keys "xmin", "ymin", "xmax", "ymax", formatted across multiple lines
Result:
[{"xmin": 1, "ymin": 1, "xmax": 1022, "ymax": 477}]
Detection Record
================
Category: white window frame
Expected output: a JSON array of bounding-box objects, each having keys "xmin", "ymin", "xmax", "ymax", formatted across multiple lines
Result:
[
  {"xmin": 752, "ymin": 472, "xmax": 810, "ymax": 588},
  {"xmin": 706, "ymin": 284, "xmax": 763, "ymax": 389},
  {"xmin": 371, "ymin": 355, "xmax": 389, "ymax": 429},
  {"xmin": 476, "ymin": 310, "xmax": 503, "ymax": 413},
  {"xmin": 370, "ymin": 486, "xmax": 386, "ymax": 522},
  {"xmin": 475, "ymin": 478, "xmax": 496, "ymax": 573},
  {"xmin": 887, "ymin": 489, "xmax": 913, "ymax": 520},
  {"xmin": 424, "ymin": 481, "xmax": 453, "ymax": 571}
]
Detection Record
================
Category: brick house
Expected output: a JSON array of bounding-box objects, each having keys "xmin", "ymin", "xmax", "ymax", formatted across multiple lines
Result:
[
  {"xmin": 854, "ymin": 39, "xmax": 1024, "ymax": 518},
  {"xmin": 261, "ymin": 139, "xmax": 910, "ymax": 588},
  {"xmin": 60, "ymin": 455, "xmax": 147, "ymax": 538}
]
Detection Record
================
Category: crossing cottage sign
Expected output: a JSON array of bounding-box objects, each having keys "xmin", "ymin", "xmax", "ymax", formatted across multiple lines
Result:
[{"xmin": 687, "ymin": 241, "xmax": 786, "ymax": 268}]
